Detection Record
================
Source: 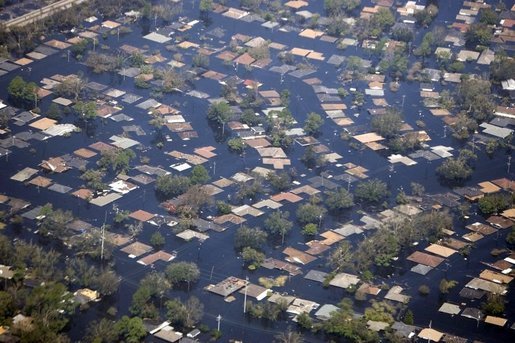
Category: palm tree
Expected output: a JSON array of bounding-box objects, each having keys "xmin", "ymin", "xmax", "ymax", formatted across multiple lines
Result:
[{"xmin": 274, "ymin": 328, "xmax": 304, "ymax": 343}]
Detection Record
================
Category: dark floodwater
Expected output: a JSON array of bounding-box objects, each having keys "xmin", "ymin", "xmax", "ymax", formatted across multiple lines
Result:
[{"xmin": 1, "ymin": 0, "xmax": 514, "ymax": 342}]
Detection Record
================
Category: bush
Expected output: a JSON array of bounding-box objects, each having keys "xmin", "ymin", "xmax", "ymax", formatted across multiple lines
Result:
[{"xmin": 418, "ymin": 285, "xmax": 430, "ymax": 295}]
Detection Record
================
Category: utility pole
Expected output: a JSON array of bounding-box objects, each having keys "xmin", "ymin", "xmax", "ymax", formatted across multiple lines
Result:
[
  {"xmin": 216, "ymin": 314, "xmax": 222, "ymax": 332},
  {"xmin": 100, "ymin": 211, "xmax": 107, "ymax": 262},
  {"xmin": 67, "ymin": 50, "xmax": 70, "ymax": 62},
  {"xmin": 508, "ymin": 156, "xmax": 512, "ymax": 174},
  {"xmin": 243, "ymin": 276, "xmax": 249, "ymax": 314},
  {"xmin": 443, "ymin": 125, "xmax": 447, "ymax": 138}
]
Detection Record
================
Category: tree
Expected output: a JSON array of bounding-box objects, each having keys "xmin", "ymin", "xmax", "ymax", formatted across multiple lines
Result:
[
  {"xmin": 414, "ymin": 32, "xmax": 434, "ymax": 57},
  {"xmin": 303, "ymin": 112, "xmax": 324, "ymax": 136},
  {"xmin": 114, "ymin": 316, "xmax": 147, "ymax": 343},
  {"xmin": 267, "ymin": 171, "xmax": 291, "ymax": 192},
  {"xmin": 234, "ymin": 226, "xmax": 267, "ymax": 250},
  {"xmin": 490, "ymin": 54, "xmax": 515, "ymax": 82},
  {"xmin": 190, "ymin": 165, "xmax": 210, "ymax": 185},
  {"xmin": 436, "ymin": 157, "xmax": 473, "ymax": 182},
  {"xmin": 166, "ymin": 297, "xmax": 203, "ymax": 328},
  {"xmin": 265, "ymin": 210, "xmax": 293, "ymax": 244},
  {"xmin": 403, "ymin": 309, "xmax": 414, "ymax": 325},
  {"xmin": 85, "ymin": 318, "xmax": 118, "ymax": 343},
  {"xmin": 439, "ymin": 279, "xmax": 458, "ymax": 294},
  {"xmin": 208, "ymin": 101, "xmax": 233, "ymax": 127},
  {"xmin": 302, "ymin": 223, "xmax": 318, "ymax": 236},
  {"xmin": 301, "ymin": 146, "xmax": 326, "ymax": 169},
  {"xmin": 324, "ymin": 0, "xmax": 360, "ymax": 15},
  {"xmin": 465, "ymin": 23, "xmax": 493, "ymax": 47},
  {"xmin": 296, "ymin": 203, "xmax": 326, "ymax": 225},
  {"xmin": 415, "ymin": 4, "xmax": 438, "ymax": 27},
  {"xmin": 7, "ymin": 76, "xmax": 38, "ymax": 109},
  {"xmin": 97, "ymin": 148, "xmax": 135, "ymax": 173},
  {"xmin": 85, "ymin": 52, "xmax": 119, "ymax": 73},
  {"xmin": 328, "ymin": 241, "xmax": 352, "ymax": 272},
  {"xmin": 325, "ymin": 188, "xmax": 354, "ymax": 212},
  {"xmin": 274, "ymin": 328, "xmax": 304, "ymax": 343},
  {"xmin": 458, "ymin": 78, "xmax": 495, "ymax": 122},
  {"xmin": 241, "ymin": 247, "xmax": 265, "ymax": 269},
  {"xmin": 369, "ymin": 8, "xmax": 395, "ymax": 36},
  {"xmin": 371, "ymin": 109, "xmax": 403, "ymax": 138},
  {"xmin": 478, "ymin": 194, "xmax": 511, "ymax": 215},
  {"xmin": 73, "ymin": 100, "xmax": 97, "ymax": 120},
  {"xmin": 81, "ymin": 169, "xmax": 106, "ymax": 191},
  {"xmin": 410, "ymin": 182, "xmax": 425, "ymax": 196},
  {"xmin": 227, "ymin": 137, "xmax": 246, "ymax": 153},
  {"xmin": 91, "ymin": 270, "xmax": 120, "ymax": 296},
  {"xmin": 296, "ymin": 312, "xmax": 312, "ymax": 330},
  {"xmin": 479, "ymin": 7, "xmax": 498, "ymax": 25},
  {"xmin": 54, "ymin": 74, "xmax": 86, "ymax": 101},
  {"xmin": 165, "ymin": 262, "xmax": 200, "ymax": 286},
  {"xmin": 156, "ymin": 174, "xmax": 191, "ymax": 199},
  {"xmin": 150, "ymin": 232, "xmax": 165, "ymax": 248},
  {"xmin": 354, "ymin": 179, "xmax": 388, "ymax": 204},
  {"xmin": 482, "ymin": 294, "xmax": 505, "ymax": 315},
  {"xmin": 199, "ymin": 0, "xmax": 213, "ymax": 18}
]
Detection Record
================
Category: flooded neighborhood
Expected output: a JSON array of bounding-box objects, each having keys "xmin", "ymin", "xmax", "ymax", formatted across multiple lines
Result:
[{"xmin": 0, "ymin": 0, "xmax": 514, "ymax": 342}]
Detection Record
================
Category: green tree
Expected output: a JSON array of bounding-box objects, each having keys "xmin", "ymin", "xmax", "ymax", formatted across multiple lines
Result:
[
  {"xmin": 439, "ymin": 279, "xmax": 458, "ymax": 294},
  {"xmin": 150, "ymin": 232, "xmax": 165, "ymax": 248},
  {"xmin": 190, "ymin": 165, "xmax": 210, "ymax": 185},
  {"xmin": 267, "ymin": 171, "xmax": 292, "ymax": 192},
  {"xmin": 414, "ymin": 32, "xmax": 434, "ymax": 57},
  {"xmin": 296, "ymin": 203, "xmax": 327, "ymax": 225},
  {"xmin": 415, "ymin": 4, "xmax": 438, "ymax": 27},
  {"xmin": 436, "ymin": 158, "xmax": 473, "ymax": 182},
  {"xmin": 458, "ymin": 79, "xmax": 495, "ymax": 121},
  {"xmin": 155, "ymin": 174, "xmax": 191, "ymax": 199},
  {"xmin": 482, "ymin": 294, "xmax": 505, "ymax": 315},
  {"xmin": 303, "ymin": 112, "xmax": 324, "ymax": 136},
  {"xmin": 274, "ymin": 328, "xmax": 304, "ymax": 343},
  {"xmin": 73, "ymin": 100, "xmax": 97, "ymax": 120},
  {"xmin": 81, "ymin": 169, "xmax": 106, "ymax": 191},
  {"xmin": 165, "ymin": 262, "xmax": 200, "ymax": 287},
  {"xmin": 114, "ymin": 316, "xmax": 147, "ymax": 343},
  {"xmin": 478, "ymin": 194, "xmax": 511, "ymax": 215},
  {"xmin": 208, "ymin": 101, "xmax": 233, "ymax": 130},
  {"xmin": 296, "ymin": 312, "xmax": 312, "ymax": 330},
  {"xmin": 324, "ymin": 0, "xmax": 360, "ymax": 15},
  {"xmin": 227, "ymin": 137, "xmax": 246, "ymax": 153},
  {"xmin": 265, "ymin": 210, "xmax": 293, "ymax": 244},
  {"xmin": 302, "ymin": 223, "xmax": 318, "ymax": 236},
  {"xmin": 234, "ymin": 226, "xmax": 268, "ymax": 250},
  {"xmin": 85, "ymin": 318, "xmax": 118, "ymax": 343},
  {"xmin": 325, "ymin": 188, "xmax": 354, "ymax": 212},
  {"xmin": 7, "ymin": 76, "xmax": 38, "ymax": 109},
  {"xmin": 465, "ymin": 23, "xmax": 493, "ymax": 47},
  {"xmin": 97, "ymin": 148, "xmax": 136, "ymax": 173},
  {"xmin": 371, "ymin": 109, "xmax": 403, "ymax": 138},
  {"xmin": 403, "ymin": 309, "xmax": 414, "ymax": 325},
  {"xmin": 241, "ymin": 247, "xmax": 265, "ymax": 268},
  {"xmin": 166, "ymin": 296, "xmax": 204, "ymax": 328},
  {"xmin": 354, "ymin": 179, "xmax": 388, "ymax": 204}
]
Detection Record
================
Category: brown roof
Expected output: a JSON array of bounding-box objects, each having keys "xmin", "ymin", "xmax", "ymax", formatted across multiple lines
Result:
[
  {"xmin": 305, "ymin": 241, "xmax": 330, "ymax": 255},
  {"xmin": 484, "ymin": 316, "xmax": 508, "ymax": 327},
  {"xmin": 28, "ymin": 176, "xmax": 52, "ymax": 188},
  {"xmin": 129, "ymin": 210, "xmax": 154, "ymax": 222},
  {"xmin": 233, "ymin": 53, "xmax": 255, "ymax": 66},
  {"xmin": 120, "ymin": 241, "xmax": 152, "ymax": 257},
  {"xmin": 407, "ymin": 251, "xmax": 445, "ymax": 268},
  {"xmin": 89, "ymin": 141, "xmax": 116, "ymax": 152},
  {"xmin": 319, "ymin": 231, "xmax": 344, "ymax": 246},
  {"xmin": 138, "ymin": 250, "xmax": 176, "ymax": 265},
  {"xmin": 74, "ymin": 148, "xmax": 97, "ymax": 158},
  {"xmin": 271, "ymin": 192, "xmax": 303, "ymax": 203},
  {"xmin": 72, "ymin": 188, "xmax": 93, "ymax": 199},
  {"xmin": 466, "ymin": 222, "xmax": 497, "ymax": 235},
  {"xmin": 486, "ymin": 215, "xmax": 513, "ymax": 229},
  {"xmin": 40, "ymin": 157, "xmax": 70, "ymax": 173},
  {"xmin": 29, "ymin": 118, "xmax": 57, "ymax": 130},
  {"xmin": 479, "ymin": 269, "xmax": 513, "ymax": 284}
]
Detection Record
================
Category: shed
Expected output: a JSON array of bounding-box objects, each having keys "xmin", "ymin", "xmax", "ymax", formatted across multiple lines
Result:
[{"xmin": 418, "ymin": 328, "xmax": 443, "ymax": 342}]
